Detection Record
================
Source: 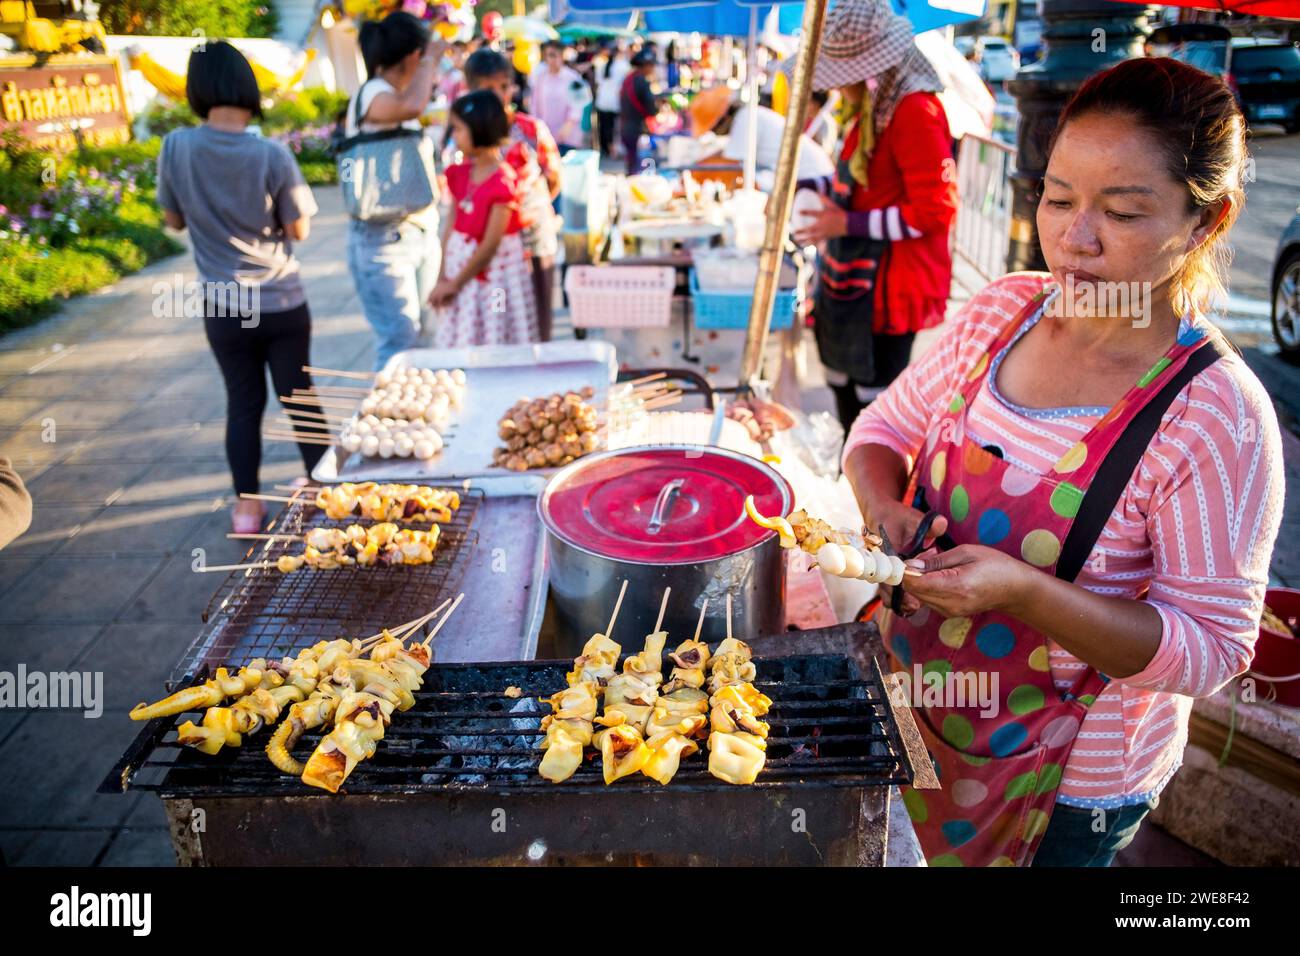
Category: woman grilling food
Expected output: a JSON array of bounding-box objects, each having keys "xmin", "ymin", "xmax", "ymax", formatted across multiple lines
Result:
[{"xmin": 845, "ymin": 56, "xmax": 1284, "ymax": 866}]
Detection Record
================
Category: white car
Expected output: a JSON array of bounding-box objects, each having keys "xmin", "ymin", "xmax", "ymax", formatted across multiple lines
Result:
[{"xmin": 977, "ymin": 37, "xmax": 1021, "ymax": 84}]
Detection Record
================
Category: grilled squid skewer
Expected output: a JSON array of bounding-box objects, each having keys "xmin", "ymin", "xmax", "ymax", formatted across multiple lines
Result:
[{"xmin": 300, "ymin": 640, "xmax": 433, "ymax": 793}]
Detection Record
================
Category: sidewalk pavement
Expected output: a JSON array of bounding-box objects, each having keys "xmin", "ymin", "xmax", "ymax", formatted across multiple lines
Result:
[{"xmin": 0, "ymin": 186, "xmax": 1290, "ymax": 865}]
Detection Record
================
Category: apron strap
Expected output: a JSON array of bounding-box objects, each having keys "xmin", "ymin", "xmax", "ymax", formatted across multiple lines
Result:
[{"xmin": 1055, "ymin": 332, "xmax": 1234, "ymax": 584}]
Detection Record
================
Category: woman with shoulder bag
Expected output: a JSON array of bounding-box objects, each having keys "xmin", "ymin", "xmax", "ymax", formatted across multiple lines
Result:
[{"xmin": 344, "ymin": 12, "xmax": 444, "ymax": 369}]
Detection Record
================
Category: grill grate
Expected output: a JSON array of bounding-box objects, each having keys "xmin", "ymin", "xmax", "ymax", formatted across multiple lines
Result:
[
  {"xmin": 107, "ymin": 652, "xmax": 913, "ymax": 797},
  {"xmin": 172, "ymin": 490, "xmax": 482, "ymax": 683}
]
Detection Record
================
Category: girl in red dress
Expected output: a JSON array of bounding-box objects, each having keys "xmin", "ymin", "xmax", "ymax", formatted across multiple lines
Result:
[{"xmin": 429, "ymin": 90, "xmax": 539, "ymax": 347}]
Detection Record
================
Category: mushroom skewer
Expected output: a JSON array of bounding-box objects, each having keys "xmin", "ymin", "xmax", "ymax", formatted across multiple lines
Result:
[
  {"xmin": 312, "ymin": 482, "xmax": 461, "ymax": 523},
  {"xmin": 274, "ymin": 522, "xmax": 439, "ymax": 573}
]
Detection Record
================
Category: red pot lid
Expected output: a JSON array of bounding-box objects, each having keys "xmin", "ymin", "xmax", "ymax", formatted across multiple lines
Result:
[{"xmin": 539, "ymin": 445, "xmax": 793, "ymax": 564}]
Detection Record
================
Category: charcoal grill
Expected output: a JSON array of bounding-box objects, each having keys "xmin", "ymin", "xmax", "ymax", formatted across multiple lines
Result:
[
  {"xmin": 104, "ymin": 626, "xmax": 927, "ymax": 866},
  {"xmin": 172, "ymin": 490, "xmax": 482, "ymax": 685}
]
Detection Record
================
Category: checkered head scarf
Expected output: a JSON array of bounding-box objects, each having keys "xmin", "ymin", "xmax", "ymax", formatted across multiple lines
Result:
[{"xmin": 783, "ymin": 0, "xmax": 943, "ymax": 184}]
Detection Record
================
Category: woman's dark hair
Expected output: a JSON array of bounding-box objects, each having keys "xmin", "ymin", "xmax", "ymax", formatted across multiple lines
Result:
[
  {"xmin": 464, "ymin": 47, "xmax": 512, "ymax": 86},
  {"xmin": 359, "ymin": 11, "xmax": 430, "ymax": 77},
  {"xmin": 186, "ymin": 40, "xmax": 262, "ymax": 119},
  {"xmin": 631, "ymin": 49, "xmax": 656, "ymax": 68},
  {"xmin": 1048, "ymin": 57, "xmax": 1247, "ymax": 314},
  {"xmin": 542, "ymin": 40, "xmax": 564, "ymax": 56},
  {"xmin": 450, "ymin": 89, "xmax": 510, "ymax": 148}
]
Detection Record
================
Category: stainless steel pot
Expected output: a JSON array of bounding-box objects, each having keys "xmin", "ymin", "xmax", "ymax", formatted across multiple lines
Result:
[{"xmin": 539, "ymin": 444, "xmax": 794, "ymax": 658}]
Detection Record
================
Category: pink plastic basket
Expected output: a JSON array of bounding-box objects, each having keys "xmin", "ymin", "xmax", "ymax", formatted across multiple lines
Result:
[{"xmin": 564, "ymin": 265, "xmax": 677, "ymax": 329}]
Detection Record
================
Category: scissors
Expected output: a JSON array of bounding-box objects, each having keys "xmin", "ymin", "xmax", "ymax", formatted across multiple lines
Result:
[{"xmin": 878, "ymin": 511, "xmax": 945, "ymax": 614}]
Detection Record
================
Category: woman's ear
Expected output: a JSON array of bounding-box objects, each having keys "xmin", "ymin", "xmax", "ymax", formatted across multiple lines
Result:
[{"xmin": 1187, "ymin": 196, "xmax": 1232, "ymax": 253}]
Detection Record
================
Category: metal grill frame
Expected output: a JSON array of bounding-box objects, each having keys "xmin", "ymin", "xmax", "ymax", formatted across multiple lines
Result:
[
  {"xmin": 171, "ymin": 490, "xmax": 483, "ymax": 684},
  {"xmin": 105, "ymin": 651, "xmax": 915, "ymax": 799}
]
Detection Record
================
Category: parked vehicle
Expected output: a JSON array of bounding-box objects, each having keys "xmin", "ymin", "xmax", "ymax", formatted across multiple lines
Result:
[
  {"xmin": 1273, "ymin": 210, "xmax": 1300, "ymax": 364},
  {"xmin": 1149, "ymin": 26, "xmax": 1300, "ymax": 134},
  {"xmin": 975, "ymin": 37, "xmax": 1020, "ymax": 84},
  {"xmin": 1231, "ymin": 40, "xmax": 1300, "ymax": 134}
]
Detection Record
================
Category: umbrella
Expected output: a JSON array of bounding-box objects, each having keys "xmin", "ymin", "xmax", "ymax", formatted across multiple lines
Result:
[
  {"xmin": 1109, "ymin": 0, "xmax": 1299, "ymax": 14},
  {"xmin": 557, "ymin": 23, "xmax": 642, "ymax": 40},
  {"xmin": 501, "ymin": 16, "xmax": 561, "ymax": 43}
]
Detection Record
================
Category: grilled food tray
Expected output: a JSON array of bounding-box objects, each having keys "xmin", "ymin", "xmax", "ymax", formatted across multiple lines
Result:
[
  {"xmin": 311, "ymin": 340, "xmax": 619, "ymax": 484},
  {"xmin": 106, "ymin": 646, "xmax": 915, "ymax": 798},
  {"xmin": 170, "ymin": 490, "xmax": 483, "ymax": 685}
]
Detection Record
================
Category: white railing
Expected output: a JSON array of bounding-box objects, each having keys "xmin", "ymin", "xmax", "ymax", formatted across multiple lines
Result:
[{"xmin": 951, "ymin": 133, "xmax": 1017, "ymax": 294}]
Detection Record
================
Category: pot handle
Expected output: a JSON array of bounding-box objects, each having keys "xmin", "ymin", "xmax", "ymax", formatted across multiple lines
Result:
[{"xmin": 646, "ymin": 478, "xmax": 685, "ymax": 535}]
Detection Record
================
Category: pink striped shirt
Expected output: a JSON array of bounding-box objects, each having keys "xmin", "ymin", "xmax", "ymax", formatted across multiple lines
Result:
[{"xmin": 845, "ymin": 272, "xmax": 1285, "ymax": 807}]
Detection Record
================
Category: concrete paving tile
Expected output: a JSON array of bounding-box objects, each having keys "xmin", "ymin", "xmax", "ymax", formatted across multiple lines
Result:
[
  {"xmin": 0, "ymin": 712, "xmax": 142, "ymax": 827},
  {"xmin": 0, "ymin": 372, "xmax": 113, "ymax": 401},
  {"xmin": 0, "ymin": 623, "xmax": 104, "ymax": 675},
  {"xmin": 115, "ymin": 553, "xmax": 223, "ymax": 625},
  {"xmin": 149, "ymin": 371, "xmax": 227, "ymax": 401},
  {"xmin": 88, "ymin": 623, "xmax": 192, "ymax": 708},
  {"xmin": 114, "ymin": 458, "xmax": 232, "ymax": 505},
  {"xmin": 28, "ymin": 462, "xmax": 156, "ymax": 504},
  {"xmin": 156, "ymin": 423, "xmax": 228, "ymax": 462},
  {"xmin": 59, "ymin": 423, "xmax": 196, "ymax": 464},
  {"xmin": 0, "ymin": 554, "xmax": 166, "ymax": 624},
  {"xmin": 31, "ymin": 398, "xmax": 142, "ymax": 430},
  {"xmin": 98, "ymin": 826, "xmax": 176, "ymax": 867},
  {"xmin": 116, "ymin": 398, "xmax": 225, "ymax": 431},
  {"xmin": 0, "ymin": 396, "xmax": 55, "ymax": 428},
  {"xmin": 59, "ymin": 500, "xmax": 220, "ymax": 557},
  {"xmin": 0, "ymin": 556, "xmax": 45, "ymax": 601},
  {"xmin": 6, "ymin": 830, "xmax": 114, "ymax": 866},
  {"xmin": 0, "ymin": 503, "xmax": 104, "ymax": 558}
]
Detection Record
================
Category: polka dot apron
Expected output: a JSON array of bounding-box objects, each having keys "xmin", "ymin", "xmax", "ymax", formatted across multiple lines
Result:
[{"xmin": 886, "ymin": 288, "xmax": 1213, "ymax": 867}]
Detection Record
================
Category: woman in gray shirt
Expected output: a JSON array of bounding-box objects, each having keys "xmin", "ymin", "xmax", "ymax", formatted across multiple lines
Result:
[{"xmin": 156, "ymin": 41, "xmax": 323, "ymax": 533}]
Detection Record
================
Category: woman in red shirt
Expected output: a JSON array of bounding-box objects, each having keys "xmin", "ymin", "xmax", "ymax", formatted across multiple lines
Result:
[
  {"xmin": 430, "ymin": 90, "xmax": 539, "ymax": 346},
  {"xmin": 790, "ymin": 0, "xmax": 958, "ymax": 430}
]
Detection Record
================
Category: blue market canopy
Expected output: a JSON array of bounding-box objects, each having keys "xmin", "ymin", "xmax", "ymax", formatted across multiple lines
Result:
[{"xmin": 557, "ymin": 0, "xmax": 985, "ymax": 37}]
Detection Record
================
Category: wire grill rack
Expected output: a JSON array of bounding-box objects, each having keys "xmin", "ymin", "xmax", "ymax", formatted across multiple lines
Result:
[
  {"xmin": 108, "ymin": 652, "xmax": 914, "ymax": 797},
  {"xmin": 171, "ymin": 489, "xmax": 482, "ymax": 683}
]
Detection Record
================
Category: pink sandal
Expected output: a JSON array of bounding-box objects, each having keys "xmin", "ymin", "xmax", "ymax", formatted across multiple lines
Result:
[{"xmin": 231, "ymin": 501, "xmax": 266, "ymax": 535}]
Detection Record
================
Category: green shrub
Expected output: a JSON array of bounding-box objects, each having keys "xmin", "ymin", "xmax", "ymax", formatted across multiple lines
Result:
[
  {"xmin": 0, "ymin": 136, "xmax": 183, "ymax": 332},
  {"xmin": 297, "ymin": 160, "xmax": 337, "ymax": 185}
]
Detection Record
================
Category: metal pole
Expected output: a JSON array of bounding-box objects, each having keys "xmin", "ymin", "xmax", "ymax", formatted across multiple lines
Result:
[
  {"xmin": 738, "ymin": 0, "xmax": 828, "ymax": 386},
  {"xmin": 744, "ymin": 6, "xmax": 759, "ymax": 193}
]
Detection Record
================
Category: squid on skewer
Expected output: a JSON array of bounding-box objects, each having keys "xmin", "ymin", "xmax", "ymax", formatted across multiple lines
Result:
[
  {"xmin": 743, "ymin": 496, "xmax": 908, "ymax": 586},
  {"xmin": 176, "ymin": 654, "xmax": 328, "ymax": 756},
  {"xmin": 129, "ymin": 637, "xmax": 361, "ymax": 722},
  {"xmin": 538, "ymin": 581, "xmax": 628, "ymax": 784},
  {"xmin": 706, "ymin": 601, "xmax": 773, "ymax": 786},
  {"xmin": 641, "ymin": 597, "xmax": 712, "ymax": 785},
  {"xmin": 299, "ymin": 596, "xmax": 461, "ymax": 793}
]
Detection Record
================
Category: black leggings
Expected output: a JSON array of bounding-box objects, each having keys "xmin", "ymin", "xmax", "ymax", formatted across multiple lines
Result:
[
  {"xmin": 828, "ymin": 331, "xmax": 916, "ymax": 431},
  {"xmin": 622, "ymin": 126, "xmax": 644, "ymax": 175},
  {"xmin": 596, "ymin": 109, "xmax": 618, "ymax": 157},
  {"xmin": 203, "ymin": 302, "xmax": 325, "ymax": 495}
]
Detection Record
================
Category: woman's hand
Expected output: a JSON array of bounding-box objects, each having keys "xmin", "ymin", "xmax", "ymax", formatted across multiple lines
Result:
[
  {"xmin": 902, "ymin": 544, "xmax": 1035, "ymax": 620},
  {"xmin": 872, "ymin": 501, "xmax": 948, "ymax": 616},
  {"xmin": 428, "ymin": 277, "xmax": 460, "ymax": 309},
  {"xmin": 793, "ymin": 193, "xmax": 848, "ymax": 246}
]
